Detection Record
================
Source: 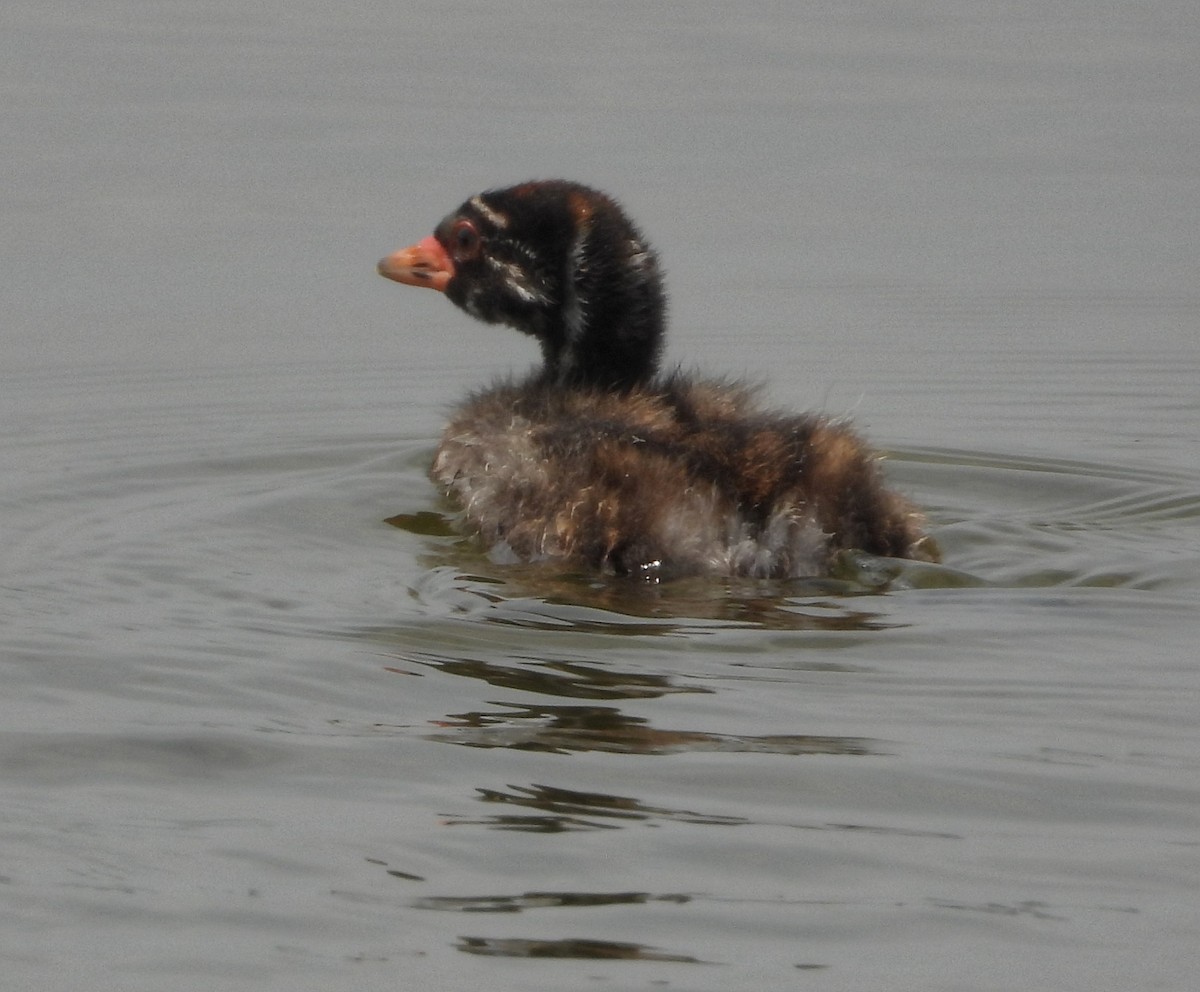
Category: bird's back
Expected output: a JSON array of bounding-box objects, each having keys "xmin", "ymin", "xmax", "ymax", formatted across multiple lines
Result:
[{"xmin": 432, "ymin": 375, "xmax": 933, "ymax": 579}]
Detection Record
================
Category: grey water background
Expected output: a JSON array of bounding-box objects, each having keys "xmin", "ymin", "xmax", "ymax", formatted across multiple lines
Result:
[{"xmin": 3, "ymin": 2, "xmax": 1199, "ymax": 989}]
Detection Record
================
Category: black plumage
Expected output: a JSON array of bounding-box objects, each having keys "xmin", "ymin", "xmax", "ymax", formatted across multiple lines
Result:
[{"xmin": 379, "ymin": 180, "xmax": 937, "ymax": 579}]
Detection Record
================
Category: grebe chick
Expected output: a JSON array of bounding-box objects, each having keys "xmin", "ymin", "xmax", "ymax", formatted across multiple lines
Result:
[{"xmin": 378, "ymin": 180, "xmax": 936, "ymax": 579}]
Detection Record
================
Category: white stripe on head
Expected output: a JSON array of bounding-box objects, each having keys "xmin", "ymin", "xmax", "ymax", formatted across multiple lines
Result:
[
  {"xmin": 462, "ymin": 286, "xmax": 486, "ymax": 319},
  {"xmin": 486, "ymin": 255, "xmax": 551, "ymax": 305},
  {"xmin": 469, "ymin": 195, "xmax": 509, "ymax": 229}
]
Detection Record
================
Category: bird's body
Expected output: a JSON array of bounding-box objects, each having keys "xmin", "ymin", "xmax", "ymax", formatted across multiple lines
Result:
[{"xmin": 379, "ymin": 180, "xmax": 936, "ymax": 579}]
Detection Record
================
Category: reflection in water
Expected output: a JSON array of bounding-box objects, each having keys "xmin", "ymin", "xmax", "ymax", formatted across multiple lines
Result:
[
  {"xmin": 929, "ymin": 899, "xmax": 1070, "ymax": 921},
  {"xmin": 428, "ymin": 702, "xmax": 877, "ymax": 755},
  {"xmin": 461, "ymin": 782, "xmax": 750, "ymax": 831},
  {"xmin": 477, "ymin": 561, "xmax": 936, "ymax": 629},
  {"xmin": 455, "ymin": 935, "xmax": 708, "ymax": 962},
  {"xmin": 445, "ymin": 782, "xmax": 961, "ymax": 839},
  {"xmin": 415, "ymin": 890, "xmax": 690, "ymax": 912},
  {"xmin": 391, "ymin": 652, "xmax": 708, "ymax": 700},
  {"xmin": 384, "ymin": 510, "xmax": 460, "ymax": 537},
  {"xmin": 404, "ymin": 561, "xmax": 931, "ymax": 631}
]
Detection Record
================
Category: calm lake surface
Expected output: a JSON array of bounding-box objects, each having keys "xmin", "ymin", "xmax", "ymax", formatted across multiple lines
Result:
[{"xmin": 4, "ymin": 3, "xmax": 1199, "ymax": 989}]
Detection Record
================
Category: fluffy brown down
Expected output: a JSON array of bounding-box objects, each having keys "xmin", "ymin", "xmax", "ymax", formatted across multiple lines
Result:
[{"xmin": 432, "ymin": 374, "xmax": 934, "ymax": 579}]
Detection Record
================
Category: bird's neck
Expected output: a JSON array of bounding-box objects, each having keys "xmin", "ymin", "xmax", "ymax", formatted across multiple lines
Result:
[
  {"xmin": 537, "ymin": 230, "xmax": 666, "ymax": 391},
  {"xmin": 537, "ymin": 314, "xmax": 663, "ymax": 391}
]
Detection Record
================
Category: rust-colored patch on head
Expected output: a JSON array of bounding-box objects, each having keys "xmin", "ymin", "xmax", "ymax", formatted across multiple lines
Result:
[{"xmin": 566, "ymin": 189, "xmax": 595, "ymax": 227}]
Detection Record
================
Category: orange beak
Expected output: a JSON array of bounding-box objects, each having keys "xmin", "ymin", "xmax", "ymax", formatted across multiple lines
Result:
[{"xmin": 377, "ymin": 235, "xmax": 454, "ymax": 292}]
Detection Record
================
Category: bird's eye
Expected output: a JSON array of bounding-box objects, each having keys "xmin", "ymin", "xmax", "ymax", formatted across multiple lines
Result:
[{"xmin": 450, "ymin": 219, "xmax": 481, "ymax": 259}]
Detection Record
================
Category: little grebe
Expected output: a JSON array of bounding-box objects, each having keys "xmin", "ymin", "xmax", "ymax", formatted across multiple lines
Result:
[{"xmin": 378, "ymin": 180, "xmax": 936, "ymax": 579}]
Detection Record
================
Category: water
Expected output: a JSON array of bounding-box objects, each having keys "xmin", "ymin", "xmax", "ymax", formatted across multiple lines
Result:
[{"xmin": 3, "ymin": 3, "xmax": 1199, "ymax": 990}]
